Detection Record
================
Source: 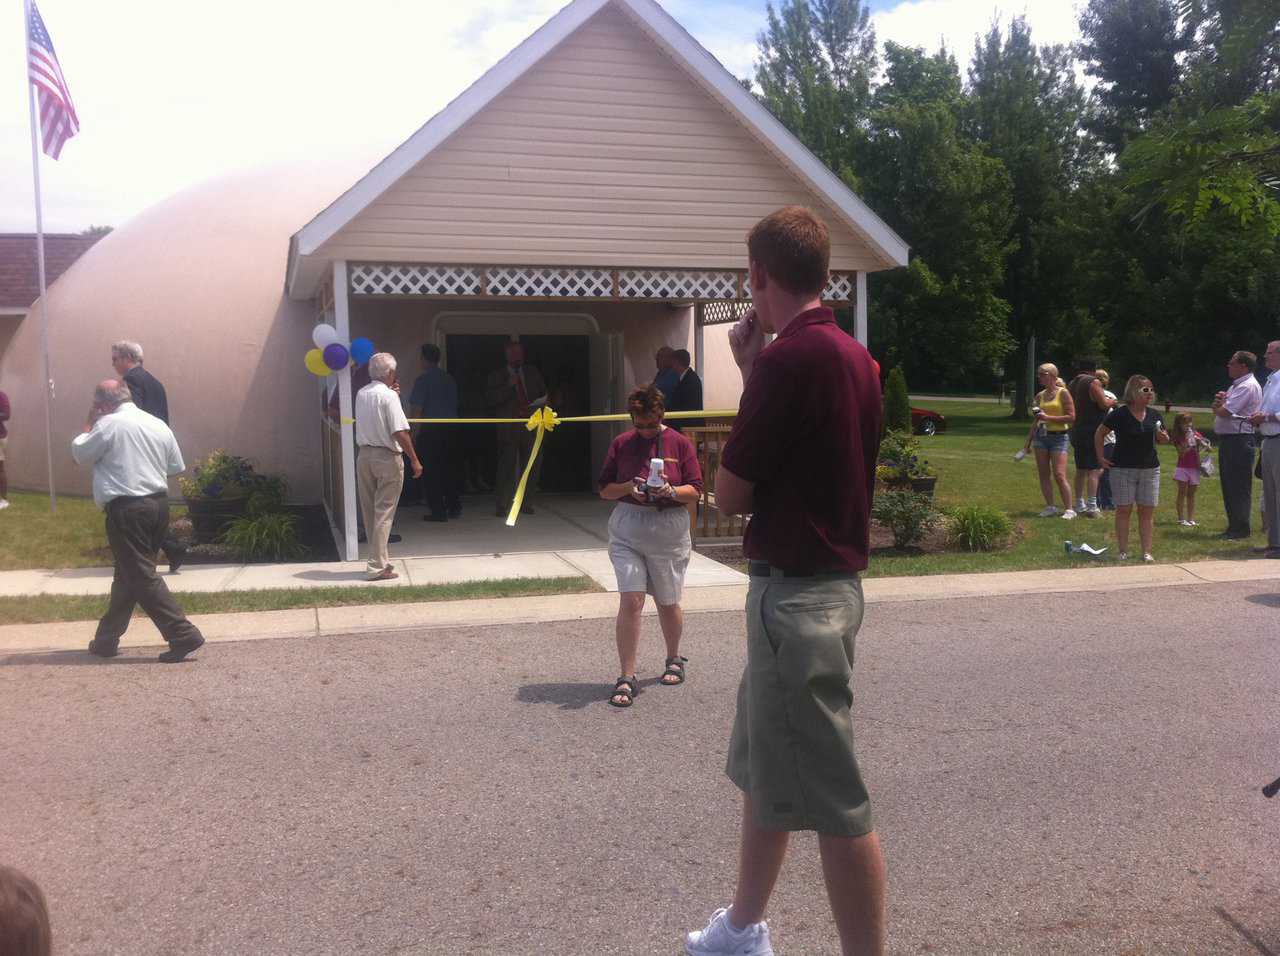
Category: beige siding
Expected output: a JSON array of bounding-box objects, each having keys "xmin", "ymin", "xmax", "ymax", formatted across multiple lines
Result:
[{"xmin": 318, "ymin": 4, "xmax": 882, "ymax": 272}]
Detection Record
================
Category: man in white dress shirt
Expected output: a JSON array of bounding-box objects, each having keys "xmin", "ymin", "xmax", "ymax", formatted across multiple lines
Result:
[
  {"xmin": 355, "ymin": 353, "xmax": 423, "ymax": 581},
  {"xmin": 70, "ymin": 380, "xmax": 205, "ymax": 662},
  {"xmin": 1212, "ymin": 350, "xmax": 1263, "ymax": 539},
  {"xmin": 1249, "ymin": 342, "xmax": 1280, "ymax": 557}
]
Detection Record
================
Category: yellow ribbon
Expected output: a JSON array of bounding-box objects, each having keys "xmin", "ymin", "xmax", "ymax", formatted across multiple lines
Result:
[{"xmin": 339, "ymin": 407, "xmax": 740, "ymax": 525}]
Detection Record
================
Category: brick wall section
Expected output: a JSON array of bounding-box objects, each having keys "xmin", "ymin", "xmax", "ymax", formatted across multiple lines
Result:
[{"xmin": 0, "ymin": 234, "xmax": 102, "ymax": 310}]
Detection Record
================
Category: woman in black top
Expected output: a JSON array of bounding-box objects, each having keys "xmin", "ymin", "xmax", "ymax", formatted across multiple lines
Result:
[{"xmin": 1095, "ymin": 375, "xmax": 1171, "ymax": 562}]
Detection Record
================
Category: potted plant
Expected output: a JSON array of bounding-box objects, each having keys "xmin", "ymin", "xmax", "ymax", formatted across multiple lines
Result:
[
  {"xmin": 876, "ymin": 430, "xmax": 937, "ymax": 498},
  {"xmin": 179, "ymin": 450, "xmax": 260, "ymax": 543}
]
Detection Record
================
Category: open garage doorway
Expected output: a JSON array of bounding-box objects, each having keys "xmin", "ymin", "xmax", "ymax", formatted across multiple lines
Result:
[{"xmin": 444, "ymin": 333, "xmax": 593, "ymax": 493}]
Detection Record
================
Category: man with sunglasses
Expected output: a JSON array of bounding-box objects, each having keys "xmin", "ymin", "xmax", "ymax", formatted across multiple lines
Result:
[
  {"xmin": 1212, "ymin": 351, "xmax": 1262, "ymax": 539},
  {"xmin": 684, "ymin": 207, "xmax": 885, "ymax": 956}
]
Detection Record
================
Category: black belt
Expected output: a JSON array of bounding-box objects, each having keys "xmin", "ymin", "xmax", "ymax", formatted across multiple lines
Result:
[
  {"xmin": 107, "ymin": 491, "xmax": 167, "ymax": 505},
  {"xmin": 747, "ymin": 560, "xmax": 859, "ymax": 580}
]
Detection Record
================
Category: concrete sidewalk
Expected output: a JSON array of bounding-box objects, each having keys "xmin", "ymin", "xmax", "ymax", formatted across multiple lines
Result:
[
  {"xmin": 0, "ymin": 548, "xmax": 746, "ymax": 597},
  {"xmin": 3, "ymin": 558, "xmax": 1278, "ymax": 655}
]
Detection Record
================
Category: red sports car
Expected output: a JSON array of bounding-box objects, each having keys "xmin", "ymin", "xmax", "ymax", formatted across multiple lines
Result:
[{"xmin": 911, "ymin": 407, "xmax": 947, "ymax": 436}]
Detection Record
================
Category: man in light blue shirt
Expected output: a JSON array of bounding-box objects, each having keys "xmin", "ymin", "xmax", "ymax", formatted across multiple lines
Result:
[
  {"xmin": 409, "ymin": 343, "xmax": 462, "ymax": 521},
  {"xmin": 70, "ymin": 380, "xmax": 205, "ymax": 662},
  {"xmin": 1249, "ymin": 341, "xmax": 1280, "ymax": 556}
]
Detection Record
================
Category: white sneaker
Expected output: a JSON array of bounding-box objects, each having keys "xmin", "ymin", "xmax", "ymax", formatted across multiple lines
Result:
[
  {"xmin": 1083, "ymin": 506, "xmax": 1100, "ymax": 518},
  {"xmin": 685, "ymin": 907, "xmax": 774, "ymax": 956},
  {"xmin": 1187, "ymin": 520, "xmax": 1198, "ymax": 526},
  {"xmin": 1062, "ymin": 509, "xmax": 1078, "ymax": 520},
  {"xmin": 1038, "ymin": 506, "xmax": 1060, "ymax": 517},
  {"xmin": 0, "ymin": 499, "xmax": 8, "ymax": 510},
  {"xmin": 1143, "ymin": 553, "xmax": 1155, "ymax": 563},
  {"xmin": 1179, "ymin": 519, "xmax": 1192, "ymax": 527}
]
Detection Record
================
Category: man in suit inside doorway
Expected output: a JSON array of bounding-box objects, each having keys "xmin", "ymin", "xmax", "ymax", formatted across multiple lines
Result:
[
  {"xmin": 485, "ymin": 340, "xmax": 547, "ymax": 517},
  {"xmin": 668, "ymin": 348, "xmax": 704, "ymax": 431}
]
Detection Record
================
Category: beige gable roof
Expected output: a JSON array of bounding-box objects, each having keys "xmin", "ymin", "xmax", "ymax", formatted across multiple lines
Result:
[{"xmin": 288, "ymin": 0, "xmax": 908, "ymax": 298}]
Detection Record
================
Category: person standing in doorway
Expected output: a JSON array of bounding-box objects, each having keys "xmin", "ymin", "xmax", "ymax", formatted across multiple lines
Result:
[
  {"xmin": 1249, "ymin": 341, "xmax": 1280, "ymax": 558},
  {"xmin": 653, "ymin": 346, "xmax": 679, "ymax": 406},
  {"xmin": 409, "ymin": 344, "xmax": 462, "ymax": 522},
  {"xmin": 1212, "ymin": 350, "xmax": 1262, "ymax": 539},
  {"xmin": 72, "ymin": 380, "xmax": 205, "ymax": 662},
  {"xmin": 667, "ymin": 348, "xmax": 704, "ymax": 431},
  {"xmin": 1068, "ymin": 359, "xmax": 1113, "ymax": 517},
  {"xmin": 485, "ymin": 340, "xmax": 546, "ymax": 517},
  {"xmin": 0, "ymin": 384, "xmax": 10, "ymax": 510},
  {"xmin": 355, "ymin": 353, "xmax": 423, "ymax": 581},
  {"xmin": 111, "ymin": 340, "xmax": 186, "ymax": 571},
  {"xmin": 684, "ymin": 207, "xmax": 886, "ymax": 956}
]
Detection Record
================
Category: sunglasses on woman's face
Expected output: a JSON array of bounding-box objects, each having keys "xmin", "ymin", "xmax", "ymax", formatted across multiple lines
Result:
[{"xmin": 1140, "ymin": 387, "xmax": 1154, "ymax": 394}]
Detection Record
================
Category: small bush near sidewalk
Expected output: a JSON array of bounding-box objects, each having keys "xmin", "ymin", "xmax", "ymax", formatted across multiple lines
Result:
[
  {"xmin": 871, "ymin": 490, "xmax": 938, "ymax": 549},
  {"xmin": 945, "ymin": 505, "xmax": 1014, "ymax": 552}
]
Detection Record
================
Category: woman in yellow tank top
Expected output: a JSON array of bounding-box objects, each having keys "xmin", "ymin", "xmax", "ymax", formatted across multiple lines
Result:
[{"xmin": 1027, "ymin": 363, "xmax": 1077, "ymax": 517}]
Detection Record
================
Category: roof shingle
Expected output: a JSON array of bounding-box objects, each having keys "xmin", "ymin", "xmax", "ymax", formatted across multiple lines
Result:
[{"xmin": 0, "ymin": 233, "xmax": 103, "ymax": 310}]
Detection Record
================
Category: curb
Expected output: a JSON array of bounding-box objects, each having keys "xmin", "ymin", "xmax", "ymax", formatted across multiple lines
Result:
[{"xmin": 2, "ymin": 560, "xmax": 1278, "ymax": 656}]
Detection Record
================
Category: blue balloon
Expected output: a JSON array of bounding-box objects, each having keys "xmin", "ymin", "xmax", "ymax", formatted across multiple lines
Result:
[{"xmin": 350, "ymin": 337, "xmax": 375, "ymax": 365}]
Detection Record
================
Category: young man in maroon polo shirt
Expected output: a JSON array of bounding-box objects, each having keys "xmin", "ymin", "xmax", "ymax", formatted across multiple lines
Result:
[{"xmin": 684, "ymin": 207, "xmax": 885, "ymax": 956}]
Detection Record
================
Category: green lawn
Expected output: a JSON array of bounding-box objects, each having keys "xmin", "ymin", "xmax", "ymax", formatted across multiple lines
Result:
[
  {"xmin": 0, "ymin": 491, "xmax": 113, "ymax": 569},
  {"xmin": 864, "ymin": 401, "xmax": 1261, "ymax": 578},
  {"xmin": 0, "ymin": 576, "xmax": 600, "ymax": 625}
]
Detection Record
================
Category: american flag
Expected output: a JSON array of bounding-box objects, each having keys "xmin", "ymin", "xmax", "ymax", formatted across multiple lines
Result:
[{"xmin": 27, "ymin": 1, "xmax": 78, "ymax": 160}]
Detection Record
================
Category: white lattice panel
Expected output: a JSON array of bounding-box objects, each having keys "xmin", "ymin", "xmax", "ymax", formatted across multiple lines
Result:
[
  {"xmin": 349, "ymin": 264, "xmax": 482, "ymax": 296},
  {"xmin": 824, "ymin": 272, "xmax": 855, "ymax": 301},
  {"xmin": 486, "ymin": 266, "xmax": 613, "ymax": 298},
  {"xmin": 701, "ymin": 301, "xmax": 752, "ymax": 325},
  {"xmin": 618, "ymin": 269, "xmax": 739, "ymax": 300}
]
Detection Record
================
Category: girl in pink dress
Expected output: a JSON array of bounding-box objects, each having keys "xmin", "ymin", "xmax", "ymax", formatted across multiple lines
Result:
[{"xmin": 1171, "ymin": 412, "xmax": 1209, "ymax": 526}]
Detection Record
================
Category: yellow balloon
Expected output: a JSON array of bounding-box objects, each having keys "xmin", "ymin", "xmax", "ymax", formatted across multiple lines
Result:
[{"xmin": 304, "ymin": 348, "xmax": 331, "ymax": 377}]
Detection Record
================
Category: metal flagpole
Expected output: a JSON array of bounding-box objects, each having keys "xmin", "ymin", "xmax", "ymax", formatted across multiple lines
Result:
[{"xmin": 23, "ymin": 0, "xmax": 57, "ymax": 511}]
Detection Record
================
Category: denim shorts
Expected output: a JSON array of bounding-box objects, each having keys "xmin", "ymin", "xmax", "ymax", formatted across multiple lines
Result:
[{"xmin": 1031, "ymin": 429, "xmax": 1070, "ymax": 454}]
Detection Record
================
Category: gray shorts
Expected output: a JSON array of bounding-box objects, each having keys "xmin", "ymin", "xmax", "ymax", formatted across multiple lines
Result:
[
  {"xmin": 1110, "ymin": 466, "xmax": 1160, "ymax": 507},
  {"xmin": 726, "ymin": 574, "xmax": 872, "ymax": 836},
  {"xmin": 607, "ymin": 505, "xmax": 691, "ymax": 606}
]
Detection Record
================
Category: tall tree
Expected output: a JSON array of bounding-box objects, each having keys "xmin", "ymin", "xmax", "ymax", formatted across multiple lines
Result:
[
  {"xmin": 754, "ymin": 0, "xmax": 878, "ymax": 186},
  {"xmin": 966, "ymin": 18, "xmax": 1086, "ymax": 415}
]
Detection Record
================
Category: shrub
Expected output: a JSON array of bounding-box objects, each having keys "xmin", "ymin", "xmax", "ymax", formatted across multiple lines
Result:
[
  {"xmin": 179, "ymin": 450, "xmax": 256, "ymax": 499},
  {"xmin": 876, "ymin": 429, "xmax": 935, "ymax": 484},
  {"xmin": 884, "ymin": 367, "xmax": 912, "ymax": 433},
  {"xmin": 872, "ymin": 490, "xmax": 938, "ymax": 549},
  {"xmin": 221, "ymin": 511, "xmax": 308, "ymax": 562},
  {"xmin": 945, "ymin": 505, "xmax": 1014, "ymax": 552}
]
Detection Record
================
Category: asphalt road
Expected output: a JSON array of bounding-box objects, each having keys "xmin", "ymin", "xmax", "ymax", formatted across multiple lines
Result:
[{"xmin": 2, "ymin": 580, "xmax": 1278, "ymax": 955}]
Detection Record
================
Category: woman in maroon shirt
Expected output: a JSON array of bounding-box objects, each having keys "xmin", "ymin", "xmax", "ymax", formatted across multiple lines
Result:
[{"xmin": 598, "ymin": 385, "xmax": 704, "ymax": 707}]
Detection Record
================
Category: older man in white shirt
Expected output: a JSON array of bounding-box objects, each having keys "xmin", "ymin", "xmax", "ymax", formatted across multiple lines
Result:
[
  {"xmin": 355, "ymin": 352, "xmax": 423, "ymax": 581},
  {"xmin": 1213, "ymin": 350, "xmax": 1264, "ymax": 539},
  {"xmin": 1249, "ymin": 342, "xmax": 1280, "ymax": 557},
  {"xmin": 70, "ymin": 379, "xmax": 205, "ymax": 662}
]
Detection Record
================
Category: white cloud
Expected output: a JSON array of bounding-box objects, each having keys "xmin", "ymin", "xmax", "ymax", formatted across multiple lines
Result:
[{"xmin": 873, "ymin": 0, "xmax": 1084, "ymax": 74}]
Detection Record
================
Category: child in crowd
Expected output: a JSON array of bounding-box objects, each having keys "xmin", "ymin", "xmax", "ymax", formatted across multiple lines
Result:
[
  {"xmin": 1171, "ymin": 412, "xmax": 1209, "ymax": 526},
  {"xmin": 0, "ymin": 865, "xmax": 52, "ymax": 956}
]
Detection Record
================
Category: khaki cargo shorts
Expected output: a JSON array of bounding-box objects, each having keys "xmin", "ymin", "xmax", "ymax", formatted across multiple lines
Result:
[{"xmin": 726, "ymin": 572, "xmax": 873, "ymax": 836}]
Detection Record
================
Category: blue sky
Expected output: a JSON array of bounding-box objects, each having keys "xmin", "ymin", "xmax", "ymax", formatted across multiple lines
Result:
[{"xmin": 1, "ymin": 0, "xmax": 1082, "ymax": 231}]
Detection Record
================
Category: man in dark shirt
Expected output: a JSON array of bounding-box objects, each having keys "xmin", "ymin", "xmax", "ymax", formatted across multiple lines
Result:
[
  {"xmin": 667, "ymin": 348, "xmax": 704, "ymax": 431},
  {"xmin": 1068, "ymin": 358, "xmax": 1113, "ymax": 517},
  {"xmin": 684, "ymin": 208, "xmax": 885, "ymax": 956},
  {"xmin": 111, "ymin": 341, "xmax": 184, "ymax": 571}
]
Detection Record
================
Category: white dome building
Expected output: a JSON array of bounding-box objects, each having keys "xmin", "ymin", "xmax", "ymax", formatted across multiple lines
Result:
[{"xmin": 2, "ymin": 159, "xmax": 373, "ymax": 501}]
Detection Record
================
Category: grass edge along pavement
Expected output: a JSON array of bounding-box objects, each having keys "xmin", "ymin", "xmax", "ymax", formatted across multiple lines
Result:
[{"xmin": 0, "ymin": 576, "xmax": 599, "ymax": 625}]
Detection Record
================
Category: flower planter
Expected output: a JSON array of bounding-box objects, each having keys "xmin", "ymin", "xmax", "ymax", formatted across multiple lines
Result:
[
  {"xmin": 184, "ymin": 494, "xmax": 250, "ymax": 544},
  {"xmin": 910, "ymin": 476, "xmax": 937, "ymax": 499}
]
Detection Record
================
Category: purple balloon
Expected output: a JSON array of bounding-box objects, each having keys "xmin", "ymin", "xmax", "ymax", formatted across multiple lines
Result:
[
  {"xmin": 322, "ymin": 343, "xmax": 350, "ymax": 371},
  {"xmin": 350, "ymin": 337, "xmax": 375, "ymax": 365}
]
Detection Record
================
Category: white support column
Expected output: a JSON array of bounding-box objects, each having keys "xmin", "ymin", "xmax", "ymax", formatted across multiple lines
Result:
[
  {"xmin": 693, "ymin": 304, "xmax": 705, "ymax": 374},
  {"xmin": 333, "ymin": 260, "xmax": 358, "ymax": 562},
  {"xmin": 855, "ymin": 271, "xmax": 868, "ymax": 346}
]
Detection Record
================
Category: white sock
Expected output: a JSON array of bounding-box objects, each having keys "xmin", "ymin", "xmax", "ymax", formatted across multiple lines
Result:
[{"xmin": 1087, "ymin": 497, "xmax": 1097, "ymax": 509}]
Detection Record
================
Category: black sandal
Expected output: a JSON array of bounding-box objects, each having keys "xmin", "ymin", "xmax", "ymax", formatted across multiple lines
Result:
[
  {"xmin": 608, "ymin": 675, "xmax": 639, "ymax": 708},
  {"xmin": 660, "ymin": 656, "xmax": 688, "ymax": 686}
]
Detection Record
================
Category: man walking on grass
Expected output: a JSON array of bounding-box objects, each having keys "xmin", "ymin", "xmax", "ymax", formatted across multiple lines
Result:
[
  {"xmin": 684, "ymin": 207, "xmax": 885, "ymax": 956},
  {"xmin": 72, "ymin": 380, "xmax": 205, "ymax": 663}
]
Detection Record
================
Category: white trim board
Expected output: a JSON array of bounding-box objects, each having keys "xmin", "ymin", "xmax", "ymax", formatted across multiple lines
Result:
[{"xmin": 287, "ymin": 0, "xmax": 908, "ymax": 299}]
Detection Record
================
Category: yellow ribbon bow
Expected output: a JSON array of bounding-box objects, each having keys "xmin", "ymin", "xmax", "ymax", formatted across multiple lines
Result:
[{"xmin": 506, "ymin": 406, "xmax": 560, "ymax": 526}]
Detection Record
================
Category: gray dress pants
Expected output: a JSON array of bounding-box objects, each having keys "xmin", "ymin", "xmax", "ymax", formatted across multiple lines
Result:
[{"xmin": 1218, "ymin": 434, "xmax": 1256, "ymax": 536}]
